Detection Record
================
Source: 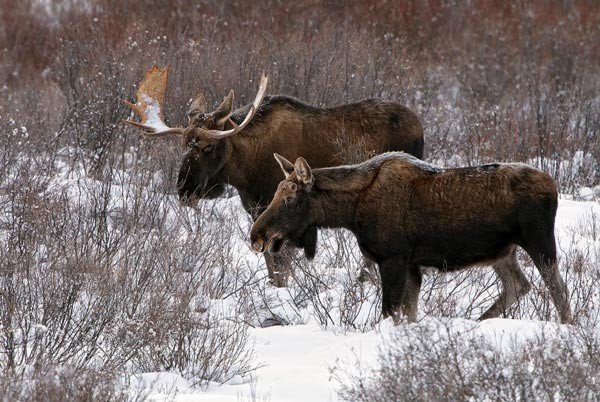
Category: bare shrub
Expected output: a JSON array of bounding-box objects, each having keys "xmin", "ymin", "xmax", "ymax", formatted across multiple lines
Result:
[
  {"xmin": 245, "ymin": 229, "xmax": 381, "ymax": 332},
  {"xmin": 0, "ymin": 366, "xmax": 135, "ymax": 402},
  {"xmin": 335, "ymin": 321, "xmax": 600, "ymax": 402},
  {"xmin": 2, "ymin": 0, "xmax": 600, "ymax": 398},
  {"xmin": 0, "ymin": 155, "xmax": 256, "ymax": 392},
  {"xmin": 4, "ymin": 0, "xmax": 598, "ymax": 192}
]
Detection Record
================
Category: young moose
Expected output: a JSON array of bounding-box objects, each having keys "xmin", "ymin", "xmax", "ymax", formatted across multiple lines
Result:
[{"xmin": 250, "ymin": 152, "xmax": 573, "ymax": 323}]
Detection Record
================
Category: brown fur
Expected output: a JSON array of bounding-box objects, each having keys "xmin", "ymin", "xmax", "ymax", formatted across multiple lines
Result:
[
  {"xmin": 251, "ymin": 152, "xmax": 573, "ymax": 324},
  {"xmin": 178, "ymin": 95, "xmax": 424, "ymax": 286}
]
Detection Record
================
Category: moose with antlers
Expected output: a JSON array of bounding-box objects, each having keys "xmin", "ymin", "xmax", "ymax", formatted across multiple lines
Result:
[
  {"xmin": 251, "ymin": 152, "xmax": 573, "ymax": 323},
  {"xmin": 124, "ymin": 66, "xmax": 424, "ymax": 286}
]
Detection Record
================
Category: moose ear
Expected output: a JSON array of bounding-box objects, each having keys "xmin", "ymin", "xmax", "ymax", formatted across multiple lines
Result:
[
  {"xmin": 273, "ymin": 153, "xmax": 295, "ymax": 178},
  {"xmin": 188, "ymin": 93, "xmax": 208, "ymax": 116},
  {"xmin": 214, "ymin": 89, "xmax": 234, "ymax": 126},
  {"xmin": 294, "ymin": 157, "xmax": 313, "ymax": 188}
]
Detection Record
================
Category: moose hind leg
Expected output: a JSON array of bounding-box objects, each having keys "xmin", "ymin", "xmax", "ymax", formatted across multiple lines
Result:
[
  {"xmin": 479, "ymin": 246, "xmax": 531, "ymax": 321},
  {"xmin": 522, "ymin": 234, "xmax": 573, "ymax": 324}
]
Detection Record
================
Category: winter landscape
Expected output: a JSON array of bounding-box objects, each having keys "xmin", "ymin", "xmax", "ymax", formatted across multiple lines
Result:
[{"xmin": 1, "ymin": 1, "xmax": 600, "ymax": 401}]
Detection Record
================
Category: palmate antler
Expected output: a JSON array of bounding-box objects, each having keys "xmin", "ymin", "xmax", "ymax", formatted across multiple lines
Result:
[
  {"xmin": 122, "ymin": 66, "xmax": 185, "ymax": 137},
  {"xmin": 123, "ymin": 66, "xmax": 268, "ymax": 139}
]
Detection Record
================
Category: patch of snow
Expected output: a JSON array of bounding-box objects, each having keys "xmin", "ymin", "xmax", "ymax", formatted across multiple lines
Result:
[
  {"xmin": 129, "ymin": 372, "xmax": 193, "ymax": 396},
  {"xmin": 136, "ymin": 317, "xmax": 582, "ymax": 401},
  {"xmin": 579, "ymin": 186, "xmax": 595, "ymax": 201},
  {"xmin": 141, "ymin": 94, "xmax": 170, "ymax": 132}
]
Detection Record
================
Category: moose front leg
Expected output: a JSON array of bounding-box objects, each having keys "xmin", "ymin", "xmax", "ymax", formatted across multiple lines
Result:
[
  {"xmin": 379, "ymin": 257, "xmax": 421, "ymax": 323},
  {"xmin": 379, "ymin": 257, "xmax": 409, "ymax": 323},
  {"xmin": 264, "ymin": 245, "xmax": 293, "ymax": 287},
  {"xmin": 245, "ymin": 200, "xmax": 291, "ymax": 287},
  {"xmin": 402, "ymin": 266, "xmax": 422, "ymax": 323},
  {"xmin": 357, "ymin": 256, "xmax": 380, "ymax": 285}
]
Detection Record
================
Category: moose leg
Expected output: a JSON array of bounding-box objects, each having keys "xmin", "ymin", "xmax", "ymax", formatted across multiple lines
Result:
[
  {"xmin": 264, "ymin": 245, "xmax": 292, "ymax": 287},
  {"xmin": 379, "ymin": 257, "xmax": 412, "ymax": 323},
  {"xmin": 522, "ymin": 234, "xmax": 573, "ymax": 324},
  {"xmin": 479, "ymin": 246, "xmax": 531, "ymax": 320},
  {"xmin": 357, "ymin": 256, "xmax": 380, "ymax": 285},
  {"xmin": 402, "ymin": 266, "xmax": 422, "ymax": 323},
  {"xmin": 246, "ymin": 202, "xmax": 291, "ymax": 288}
]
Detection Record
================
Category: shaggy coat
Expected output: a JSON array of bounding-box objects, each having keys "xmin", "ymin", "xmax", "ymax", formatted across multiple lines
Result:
[
  {"xmin": 179, "ymin": 96, "xmax": 423, "ymax": 286},
  {"xmin": 250, "ymin": 152, "xmax": 573, "ymax": 323}
]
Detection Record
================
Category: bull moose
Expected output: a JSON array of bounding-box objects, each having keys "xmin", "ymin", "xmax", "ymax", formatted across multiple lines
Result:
[
  {"xmin": 250, "ymin": 152, "xmax": 574, "ymax": 323},
  {"xmin": 124, "ymin": 66, "xmax": 424, "ymax": 286}
]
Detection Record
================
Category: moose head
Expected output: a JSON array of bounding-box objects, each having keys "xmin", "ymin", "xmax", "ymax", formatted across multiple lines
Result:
[
  {"xmin": 123, "ymin": 66, "xmax": 268, "ymax": 207},
  {"xmin": 250, "ymin": 153, "xmax": 315, "ymax": 255}
]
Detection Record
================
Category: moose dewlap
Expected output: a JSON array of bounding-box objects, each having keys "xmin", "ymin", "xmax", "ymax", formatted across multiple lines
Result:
[{"xmin": 250, "ymin": 152, "xmax": 573, "ymax": 324}]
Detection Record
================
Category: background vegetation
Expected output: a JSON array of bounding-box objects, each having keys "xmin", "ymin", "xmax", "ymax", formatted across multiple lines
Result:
[{"xmin": 1, "ymin": 0, "xmax": 599, "ymax": 400}]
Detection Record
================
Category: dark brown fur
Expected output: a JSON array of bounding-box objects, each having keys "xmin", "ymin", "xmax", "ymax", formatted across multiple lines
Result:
[
  {"xmin": 179, "ymin": 95, "xmax": 424, "ymax": 286},
  {"xmin": 251, "ymin": 152, "xmax": 573, "ymax": 323}
]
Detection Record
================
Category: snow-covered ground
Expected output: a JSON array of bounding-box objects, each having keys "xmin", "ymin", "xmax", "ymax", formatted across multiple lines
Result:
[
  {"xmin": 131, "ymin": 318, "xmax": 581, "ymax": 401},
  {"xmin": 127, "ymin": 197, "xmax": 600, "ymax": 401},
  {"xmin": 2, "ymin": 155, "xmax": 599, "ymax": 401},
  {"xmin": 131, "ymin": 323, "xmax": 377, "ymax": 401}
]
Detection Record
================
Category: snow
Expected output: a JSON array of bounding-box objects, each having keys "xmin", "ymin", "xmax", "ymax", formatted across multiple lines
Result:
[
  {"xmin": 3, "ymin": 156, "xmax": 598, "ymax": 401},
  {"xmin": 579, "ymin": 187, "xmax": 595, "ymax": 201},
  {"xmin": 140, "ymin": 94, "xmax": 170, "ymax": 132},
  {"xmin": 130, "ymin": 372, "xmax": 194, "ymax": 395},
  {"xmin": 133, "ymin": 318, "xmax": 582, "ymax": 401},
  {"xmin": 130, "ymin": 196, "xmax": 599, "ymax": 401},
  {"xmin": 132, "ymin": 323, "xmax": 379, "ymax": 401}
]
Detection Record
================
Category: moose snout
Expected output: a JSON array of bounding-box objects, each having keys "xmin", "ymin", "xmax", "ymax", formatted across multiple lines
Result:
[
  {"xmin": 250, "ymin": 228, "xmax": 267, "ymax": 253},
  {"xmin": 250, "ymin": 226, "xmax": 269, "ymax": 253},
  {"xmin": 252, "ymin": 238, "xmax": 266, "ymax": 253},
  {"xmin": 250, "ymin": 230, "xmax": 285, "ymax": 254},
  {"xmin": 250, "ymin": 218, "xmax": 265, "ymax": 253}
]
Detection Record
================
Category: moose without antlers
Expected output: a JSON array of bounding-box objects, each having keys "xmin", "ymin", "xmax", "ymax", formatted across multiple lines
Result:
[
  {"xmin": 251, "ymin": 152, "xmax": 574, "ymax": 323},
  {"xmin": 124, "ymin": 66, "xmax": 424, "ymax": 287}
]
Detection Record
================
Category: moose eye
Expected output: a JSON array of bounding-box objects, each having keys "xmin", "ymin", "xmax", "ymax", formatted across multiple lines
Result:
[
  {"xmin": 284, "ymin": 196, "xmax": 296, "ymax": 208},
  {"xmin": 203, "ymin": 144, "xmax": 214, "ymax": 153}
]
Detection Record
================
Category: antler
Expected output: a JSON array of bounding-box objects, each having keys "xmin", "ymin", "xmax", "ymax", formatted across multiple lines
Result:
[
  {"xmin": 197, "ymin": 73, "xmax": 269, "ymax": 139},
  {"xmin": 122, "ymin": 65, "xmax": 185, "ymax": 137}
]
